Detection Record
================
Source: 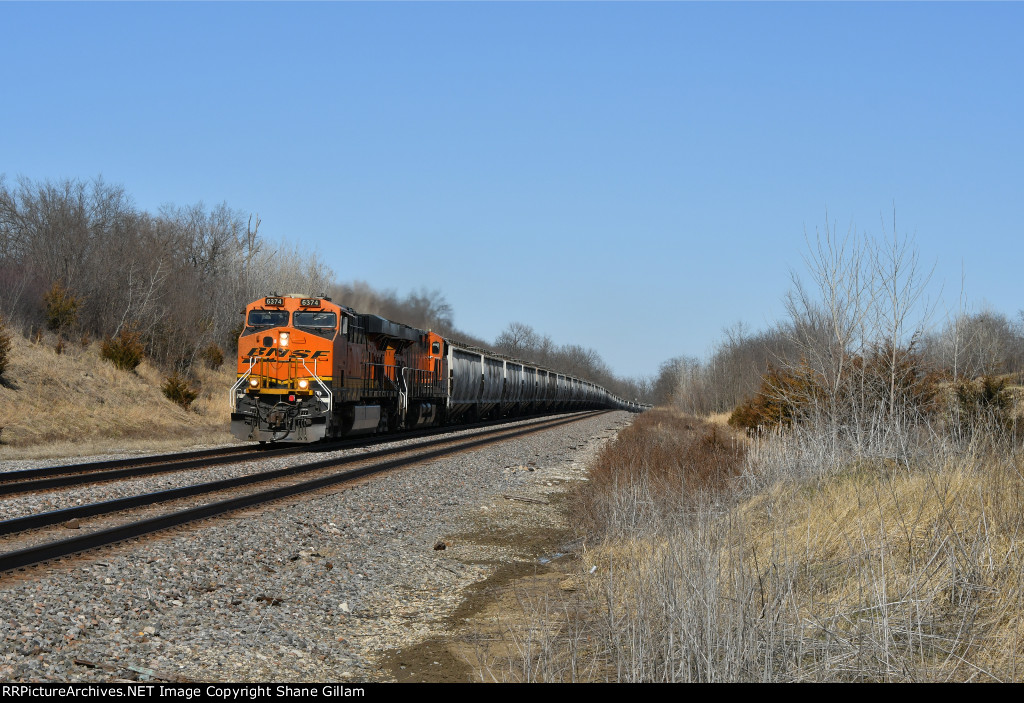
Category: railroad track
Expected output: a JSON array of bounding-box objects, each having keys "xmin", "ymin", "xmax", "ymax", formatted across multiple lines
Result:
[
  {"xmin": 0, "ymin": 443, "xmax": 267, "ymax": 484},
  {"xmin": 0, "ymin": 410, "xmax": 594, "ymax": 496},
  {"xmin": 0, "ymin": 444, "xmax": 295, "ymax": 496},
  {"xmin": 0, "ymin": 410, "xmax": 606, "ymax": 575}
]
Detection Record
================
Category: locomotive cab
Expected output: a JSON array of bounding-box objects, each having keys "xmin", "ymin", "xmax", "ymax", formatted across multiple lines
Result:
[{"xmin": 230, "ymin": 295, "xmax": 338, "ymax": 442}]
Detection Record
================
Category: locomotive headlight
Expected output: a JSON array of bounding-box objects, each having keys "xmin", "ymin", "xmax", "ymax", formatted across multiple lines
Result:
[
  {"xmin": 298, "ymin": 379, "xmax": 309, "ymax": 390},
  {"xmin": 249, "ymin": 378, "xmax": 259, "ymax": 388},
  {"xmin": 279, "ymin": 332, "xmax": 290, "ymax": 347}
]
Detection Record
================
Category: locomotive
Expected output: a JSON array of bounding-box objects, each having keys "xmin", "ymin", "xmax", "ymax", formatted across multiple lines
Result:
[{"xmin": 230, "ymin": 294, "xmax": 638, "ymax": 443}]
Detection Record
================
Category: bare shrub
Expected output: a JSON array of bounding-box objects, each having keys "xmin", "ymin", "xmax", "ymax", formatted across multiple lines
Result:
[
  {"xmin": 523, "ymin": 416, "xmax": 1024, "ymax": 682},
  {"xmin": 570, "ymin": 408, "xmax": 746, "ymax": 538},
  {"xmin": 145, "ymin": 320, "xmax": 197, "ymax": 374},
  {"xmin": 468, "ymin": 581, "xmax": 604, "ymax": 683}
]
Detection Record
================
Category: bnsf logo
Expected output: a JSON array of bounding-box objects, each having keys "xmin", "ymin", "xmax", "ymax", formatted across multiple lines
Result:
[{"xmin": 244, "ymin": 348, "xmax": 329, "ymax": 360}]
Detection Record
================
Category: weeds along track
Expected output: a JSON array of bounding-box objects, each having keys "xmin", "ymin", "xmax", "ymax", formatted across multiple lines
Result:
[{"xmin": 0, "ymin": 411, "xmax": 605, "ymax": 576}]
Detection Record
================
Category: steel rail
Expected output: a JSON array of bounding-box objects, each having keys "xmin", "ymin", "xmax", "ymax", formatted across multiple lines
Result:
[
  {"xmin": 0, "ymin": 444, "xmax": 267, "ymax": 484},
  {"xmin": 0, "ymin": 411, "xmax": 605, "ymax": 574},
  {"xmin": 0, "ymin": 445, "xmax": 300, "ymax": 496},
  {"xmin": 0, "ymin": 412, "xmax": 600, "ymax": 536},
  {"xmin": 0, "ymin": 408, "xmax": 603, "ymax": 496}
]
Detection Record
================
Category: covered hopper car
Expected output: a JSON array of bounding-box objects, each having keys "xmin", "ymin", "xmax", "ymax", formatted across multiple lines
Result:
[{"xmin": 230, "ymin": 294, "xmax": 639, "ymax": 443}]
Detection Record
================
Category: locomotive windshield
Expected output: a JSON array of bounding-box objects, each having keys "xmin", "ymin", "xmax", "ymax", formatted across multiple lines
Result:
[
  {"xmin": 294, "ymin": 311, "xmax": 337, "ymax": 331},
  {"xmin": 247, "ymin": 310, "xmax": 290, "ymax": 328}
]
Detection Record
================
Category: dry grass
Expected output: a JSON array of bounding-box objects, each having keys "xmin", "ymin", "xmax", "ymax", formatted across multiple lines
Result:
[
  {"xmin": 588, "ymin": 454, "xmax": 1024, "ymax": 681},
  {"xmin": 479, "ymin": 408, "xmax": 1024, "ymax": 682},
  {"xmin": 0, "ymin": 331, "xmax": 235, "ymax": 458},
  {"xmin": 782, "ymin": 452, "xmax": 1024, "ymax": 678},
  {"xmin": 568, "ymin": 407, "xmax": 746, "ymax": 537},
  {"xmin": 705, "ymin": 411, "xmax": 732, "ymax": 427}
]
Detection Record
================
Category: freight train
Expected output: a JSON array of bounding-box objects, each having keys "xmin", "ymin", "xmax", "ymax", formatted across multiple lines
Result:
[{"xmin": 230, "ymin": 294, "xmax": 639, "ymax": 443}]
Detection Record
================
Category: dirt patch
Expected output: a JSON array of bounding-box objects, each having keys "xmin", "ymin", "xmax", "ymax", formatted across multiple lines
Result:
[
  {"xmin": 380, "ymin": 544, "xmax": 581, "ymax": 683},
  {"xmin": 450, "ymin": 558, "xmax": 594, "ymax": 683},
  {"xmin": 379, "ymin": 505, "xmax": 580, "ymax": 682}
]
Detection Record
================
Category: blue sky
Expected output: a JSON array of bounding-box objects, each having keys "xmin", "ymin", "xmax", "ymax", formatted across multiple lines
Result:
[{"xmin": 2, "ymin": 2, "xmax": 1021, "ymax": 379}]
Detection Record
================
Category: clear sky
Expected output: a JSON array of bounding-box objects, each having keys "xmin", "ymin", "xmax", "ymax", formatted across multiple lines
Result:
[{"xmin": 1, "ymin": 2, "xmax": 1021, "ymax": 379}]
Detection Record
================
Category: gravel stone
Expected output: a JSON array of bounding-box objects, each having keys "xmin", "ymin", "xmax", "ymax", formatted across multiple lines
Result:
[{"xmin": 0, "ymin": 411, "xmax": 631, "ymax": 682}]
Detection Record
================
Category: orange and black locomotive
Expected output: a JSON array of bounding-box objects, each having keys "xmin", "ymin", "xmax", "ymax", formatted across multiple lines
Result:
[{"xmin": 231, "ymin": 294, "xmax": 636, "ymax": 443}]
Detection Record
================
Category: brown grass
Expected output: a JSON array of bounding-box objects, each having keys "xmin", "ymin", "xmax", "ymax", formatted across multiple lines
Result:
[
  {"xmin": 705, "ymin": 411, "xmax": 732, "ymax": 427},
  {"xmin": 569, "ymin": 407, "xmax": 746, "ymax": 536},
  {"xmin": 480, "ymin": 407, "xmax": 1024, "ymax": 681},
  {"xmin": 0, "ymin": 330, "xmax": 235, "ymax": 458}
]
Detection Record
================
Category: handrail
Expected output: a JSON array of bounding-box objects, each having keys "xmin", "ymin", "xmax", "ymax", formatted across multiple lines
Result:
[
  {"xmin": 300, "ymin": 358, "xmax": 332, "ymax": 414},
  {"xmin": 360, "ymin": 362, "xmax": 442, "ymax": 394},
  {"xmin": 228, "ymin": 358, "xmax": 258, "ymax": 410}
]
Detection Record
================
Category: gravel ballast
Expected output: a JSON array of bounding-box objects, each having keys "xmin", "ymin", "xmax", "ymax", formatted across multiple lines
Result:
[{"xmin": 0, "ymin": 411, "xmax": 632, "ymax": 682}]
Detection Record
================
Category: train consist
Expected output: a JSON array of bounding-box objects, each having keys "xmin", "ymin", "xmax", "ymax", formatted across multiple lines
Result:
[{"xmin": 230, "ymin": 294, "xmax": 640, "ymax": 443}]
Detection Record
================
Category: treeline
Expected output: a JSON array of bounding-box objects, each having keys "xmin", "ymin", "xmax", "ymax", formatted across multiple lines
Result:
[
  {"xmin": 652, "ymin": 225, "xmax": 1024, "ymax": 448},
  {"xmin": 329, "ymin": 281, "xmax": 456, "ymax": 336},
  {"xmin": 0, "ymin": 175, "xmax": 650, "ymax": 403},
  {"xmin": 0, "ymin": 175, "xmax": 332, "ymax": 372},
  {"xmin": 653, "ymin": 310, "xmax": 1024, "ymax": 412}
]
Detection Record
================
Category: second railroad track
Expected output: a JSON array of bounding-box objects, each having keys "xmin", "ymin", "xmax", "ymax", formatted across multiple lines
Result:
[{"xmin": 0, "ymin": 410, "xmax": 606, "ymax": 576}]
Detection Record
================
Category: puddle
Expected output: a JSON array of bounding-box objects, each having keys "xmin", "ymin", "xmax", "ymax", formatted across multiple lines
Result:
[{"xmin": 537, "ymin": 552, "xmax": 566, "ymax": 564}]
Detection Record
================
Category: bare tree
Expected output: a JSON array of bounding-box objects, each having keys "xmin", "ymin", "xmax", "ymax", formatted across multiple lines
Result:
[
  {"xmin": 870, "ymin": 211, "xmax": 936, "ymax": 426},
  {"xmin": 778, "ymin": 213, "xmax": 940, "ymax": 458},
  {"xmin": 783, "ymin": 217, "xmax": 874, "ymax": 434},
  {"xmin": 495, "ymin": 321, "xmax": 540, "ymax": 359},
  {"xmin": 0, "ymin": 175, "xmax": 337, "ymax": 372}
]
